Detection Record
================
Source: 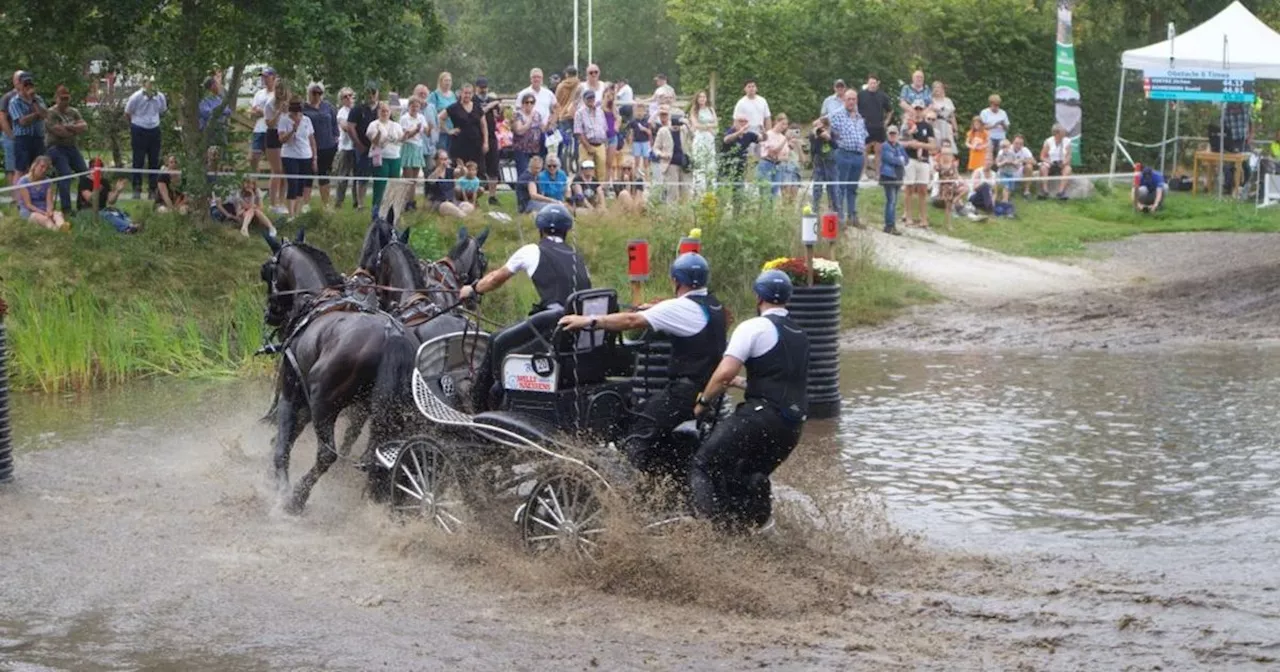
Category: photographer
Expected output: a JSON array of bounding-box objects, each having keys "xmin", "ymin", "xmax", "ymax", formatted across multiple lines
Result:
[{"xmin": 809, "ymin": 118, "xmax": 836, "ymax": 212}]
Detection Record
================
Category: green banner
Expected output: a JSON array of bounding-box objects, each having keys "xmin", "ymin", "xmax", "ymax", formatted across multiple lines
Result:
[{"xmin": 1055, "ymin": 4, "xmax": 1082, "ymax": 165}]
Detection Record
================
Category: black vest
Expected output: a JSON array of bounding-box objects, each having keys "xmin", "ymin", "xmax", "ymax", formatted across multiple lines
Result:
[
  {"xmin": 744, "ymin": 313, "xmax": 810, "ymax": 422},
  {"xmin": 667, "ymin": 292, "xmax": 727, "ymax": 386},
  {"xmin": 530, "ymin": 237, "xmax": 591, "ymax": 312}
]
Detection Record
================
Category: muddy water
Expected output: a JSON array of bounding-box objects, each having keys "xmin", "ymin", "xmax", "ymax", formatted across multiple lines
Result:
[{"xmin": 2, "ymin": 349, "xmax": 1279, "ymax": 670}]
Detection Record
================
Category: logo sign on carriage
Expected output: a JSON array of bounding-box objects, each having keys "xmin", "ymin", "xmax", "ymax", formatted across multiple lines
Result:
[
  {"xmin": 502, "ymin": 356, "xmax": 558, "ymax": 393},
  {"xmin": 1142, "ymin": 69, "xmax": 1256, "ymax": 103}
]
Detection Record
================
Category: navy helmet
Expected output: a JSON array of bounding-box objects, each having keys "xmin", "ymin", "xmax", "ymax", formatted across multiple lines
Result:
[
  {"xmin": 753, "ymin": 269, "xmax": 793, "ymax": 304},
  {"xmin": 670, "ymin": 252, "xmax": 709, "ymax": 289},
  {"xmin": 535, "ymin": 204, "xmax": 574, "ymax": 236}
]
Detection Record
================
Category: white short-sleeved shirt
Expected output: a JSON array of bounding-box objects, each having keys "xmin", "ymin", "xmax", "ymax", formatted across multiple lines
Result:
[
  {"xmin": 517, "ymin": 86, "xmax": 557, "ymax": 124},
  {"xmin": 724, "ymin": 308, "xmax": 788, "ymax": 362},
  {"xmin": 367, "ymin": 119, "xmax": 404, "ymax": 160},
  {"xmin": 733, "ymin": 95, "xmax": 771, "ymax": 135},
  {"xmin": 399, "ymin": 112, "xmax": 426, "ymax": 148},
  {"xmin": 979, "ymin": 107, "xmax": 1009, "ymax": 140},
  {"xmin": 616, "ymin": 85, "xmax": 634, "ymax": 104},
  {"xmin": 504, "ymin": 236, "xmax": 564, "ymax": 276},
  {"xmin": 1042, "ymin": 136, "xmax": 1071, "ymax": 163},
  {"xmin": 337, "ymin": 106, "xmax": 353, "ymax": 151},
  {"xmin": 252, "ymin": 89, "xmax": 273, "ymax": 133},
  {"xmin": 639, "ymin": 289, "xmax": 710, "ymax": 338},
  {"xmin": 277, "ymin": 115, "xmax": 314, "ymax": 160}
]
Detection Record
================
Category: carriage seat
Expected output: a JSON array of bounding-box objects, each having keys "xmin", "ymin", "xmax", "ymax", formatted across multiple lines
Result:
[{"xmin": 550, "ymin": 288, "xmax": 634, "ymax": 386}]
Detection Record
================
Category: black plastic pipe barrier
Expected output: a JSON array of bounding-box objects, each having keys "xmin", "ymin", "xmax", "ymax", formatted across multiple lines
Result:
[
  {"xmin": 630, "ymin": 337, "xmax": 671, "ymax": 403},
  {"xmin": 788, "ymin": 285, "xmax": 842, "ymax": 419},
  {"xmin": 0, "ymin": 302, "xmax": 11, "ymax": 484}
]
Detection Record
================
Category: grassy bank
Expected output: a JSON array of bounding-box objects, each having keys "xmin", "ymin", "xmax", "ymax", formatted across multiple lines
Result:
[{"xmin": 1, "ymin": 193, "xmax": 931, "ymax": 392}]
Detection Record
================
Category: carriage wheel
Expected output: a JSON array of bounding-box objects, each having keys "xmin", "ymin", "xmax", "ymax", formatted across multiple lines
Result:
[
  {"xmin": 519, "ymin": 471, "xmax": 607, "ymax": 559},
  {"xmin": 389, "ymin": 438, "xmax": 466, "ymax": 534}
]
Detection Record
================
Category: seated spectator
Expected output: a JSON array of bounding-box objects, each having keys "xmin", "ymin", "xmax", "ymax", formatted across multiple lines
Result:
[
  {"xmin": 77, "ymin": 174, "xmax": 138, "ymax": 233},
  {"xmin": 537, "ymin": 155, "xmax": 570, "ymax": 204},
  {"xmin": 456, "ymin": 160, "xmax": 481, "ymax": 206},
  {"xmin": 968, "ymin": 156, "xmax": 997, "ymax": 214},
  {"xmin": 1133, "ymin": 166, "xmax": 1165, "ymax": 213},
  {"xmin": 155, "ymin": 155, "xmax": 188, "ymax": 214},
  {"xmin": 425, "ymin": 148, "xmax": 474, "ymax": 218},
  {"xmin": 996, "ymin": 134, "xmax": 1036, "ymax": 200},
  {"xmin": 15, "ymin": 156, "xmax": 67, "ymax": 231},
  {"xmin": 612, "ymin": 157, "xmax": 646, "ymax": 214},
  {"xmin": 1038, "ymin": 125, "xmax": 1073, "ymax": 200},
  {"xmin": 570, "ymin": 159, "xmax": 603, "ymax": 210},
  {"xmin": 516, "ymin": 155, "xmax": 555, "ymax": 215},
  {"xmin": 229, "ymin": 177, "xmax": 277, "ymax": 237}
]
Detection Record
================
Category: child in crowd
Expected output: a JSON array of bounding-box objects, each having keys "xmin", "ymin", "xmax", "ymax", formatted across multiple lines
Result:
[
  {"xmin": 627, "ymin": 110, "xmax": 653, "ymax": 176},
  {"xmin": 935, "ymin": 140, "xmax": 963, "ymax": 230},
  {"xmin": 222, "ymin": 177, "xmax": 278, "ymax": 238},
  {"xmin": 995, "ymin": 142, "xmax": 1020, "ymax": 203},
  {"xmin": 456, "ymin": 160, "xmax": 481, "ymax": 205},
  {"xmin": 965, "ymin": 116, "xmax": 989, "ymax": 172}
]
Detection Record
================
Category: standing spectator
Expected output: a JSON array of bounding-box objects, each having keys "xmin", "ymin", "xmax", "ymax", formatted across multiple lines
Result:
[
  {"xmin": 15, "ymin": 156, "xmax": 67, "ymax": 231},
  {"xmin": 198, "ymin": 75, "xmax": 232, "ymax": 144},
  {"xmin": 979, "ymin": 94, "xmax": 1010, "ymax": 155},
  {"xmin": 627, "ymin": 109, "xmax": 653, "ymax": 177},
  {"xmin": 1223, "ymin": 102, "xmax": 1253, "ymax": 191},
  {"xmin": 7, "ymin": 72, "xmax": 47, "ymax": 175},
  {"xmin": 733, "ymin": 79, "xmax": 771, "ymax": 136},
  {"xmin": 124, "ymin": 78, "xmax": 166, "ymax": 200},
  {"xmin": 720, "ymin": 115, "xmax": 758, "ymax": 207},
  {"xmin": 756, "ymin": 116, "xmax": 791, "ymax": 197},
  {"xmin": 688, "ymin": 90, "xmax": 719, "ymax": 193},
  {"xmin": 428, "ymin": 72, "xmax": 457, "ymax": 152},
  {"xmin": 898, "ymin": 70, "xmax": 931, "ymax": 114},
  {"xmin": 302, "ymin": 82, "xmax": 339, "ymax": 208},
  {"xmin": 517, "ymin": 155, "xmax": 556, "ymax": 215},
  {"xmin": 878, "ymin": 125, "xmax": 906, "ymax": 235},
  {"xmin": 647, "ymin": 73, "xmax": 676, "ymax": 120},
  {"xmin": 278, "ymin": 100, "xmax": 317, "ymax": 217},
  {"xmin": 154, "ymin": 155, "xmax": 188, "ymax": 214},
  {"xmin": 965, "ymin": 116, "xmax": 989, "ymax": 172},
  {"xmin": 537, "ymin": 155, "xmax": 570, "ymax": 205},
  {"xmin": 262, "ymin": 80, "xmax": 290, "ymax": 213},
  {"xmin": 366, "ymin": 100, "xmax": 404, "ymax": 215},
  {"xmin": 554, "ymin": 66, "xmax": 582, "ymax": 169},
  {"xmin": 857, "ymin": 74, "xmax": 893, "ymax": 178},
  {"xmin": 929, "ymin": 81, "xmax": 956, "ymax": 153},
  {"xmin": 1037, "ymin": 124, "xmax": 1073, "ymax": 200},
  {"xmin": 902, "ymin": 102, "xmax": 935, "ymax": 228},
  {"xmin": 473, "ymin": 77, "xmax": 502, "ymax": 205},
  {"xmin": 809, "ymin": 118, "xmax": 837, "ymax": 214},
  {"xmin": 248, "ymin": 67, "xmax": 277, "ymax": 180},
  {"xmin": 580, "ymin": 64, "xmax": 606, "ymax": 101},
  {"xmin": 399, "ymin": 97, "xmax": 427, "ymax": 208},
  {"xmin": 616, "ymin": 78, "xmax": 635, "ymax": 124},
  {"xmin": 346, "ymin": 82, "xmax": 381, "ymax": 210},
  {"xmin": 829, "ymin": 90, "xmax": 868, "ymax": 228},
  {"xmin": 821, "ymin": 79, "xmax": 847, "ymax": 119},
  {"xmin": 334, "ymin": 88, "xmax": 360, "ymax": 209},
  {"xmin": 602, "ymin": 86, "xmax": 621, "ymax": 183},
  {"xmin": 441, "ymin": 84, "xmax": 488, "ymax": 180},
  {"xmin": 425, "ymin": 148, "xmax": 474, "ymax": 218},
  {"xmin": 653, "ymin": 104, "xmax": 690, "ymax": 205},
  {"xmin": 2, "ymin": 71, "xmax": 24, "ymax": 184},
  {"xmin": 512, "ymin": 93, "xmax": 545, "ymax": 182},
  {"xmin": 45, "ymin": 85, "xmax": 89, "ymax": 213},
  {"xmin": 574, "ymin": 89, "xmax": 608, "ymax": 180},
  {"xmin": 516, "ymin": 68, "xmax": 557, "ymax": 140}
]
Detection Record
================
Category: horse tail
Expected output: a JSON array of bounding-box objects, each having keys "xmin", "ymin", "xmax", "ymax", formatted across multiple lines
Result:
[{"xmin": 368, "ymin": 326, "xmax": 418, "ymax": 442}]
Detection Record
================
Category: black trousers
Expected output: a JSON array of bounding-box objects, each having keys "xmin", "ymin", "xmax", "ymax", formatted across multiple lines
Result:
[
  {"xmin": 623, "ymin": 379, "xmax": 699, "ymax": 482},
  {"xmin": 130, "ymin": 125, "xmax": 162, "ymax": 192},
  {"xmin": 689, "ymin": 402, "xmax": 803, "ymax": 529}
]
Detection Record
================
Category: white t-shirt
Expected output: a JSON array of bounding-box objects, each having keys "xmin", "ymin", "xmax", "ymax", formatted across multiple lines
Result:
[
  {"xmin": 367, "ymin": 119, "xmax": 404, "ymax": 160},
  {"xmin": 517, "ymin": 86, "xmax": 557, "ymax": 125},
  {"xmin": 979, "ymin": 107, "xmax": 1009, "ymax": 141},
  {"xmin": 579, "ymin": 80, "xmax": 607, "ymax": 102},
  {"xmin": 724, "ymin": 308, "xmax": 788, "ymax": 362},
  {"xmin": 970, "ymin": 167, "xmax": 996, "ymax": 191},
  {"xmin": 733, "ymin": 95, "xmax": 771, "ymax": 135},
  {"xmin": 337, "ymin": 106, "xmax": 353, "ymax": 151},
  {"xmin": 997, "ymin": 146, "xmax": 1033, "ymax": 172},
  {"xmin": 277, "ymin": 115, "xmax": 314, "ymax": 160},
  {"xmin": 616, "ymin": 84, "xmax": 634, "ymax": 104},
  {"xmin": 504, "ymin": 236, "xmax": 565, "ymax": 276},
  {"xmin": 399, "ymin": 112, "xmax": 426, "ymax": 148},
  {"xmin": 654, "ymin": 84, "xmax": 675, "ymax": 99},
  {"xmin": 640, "ymin": 289, "xmax": 710, "ymax": 338},
  {"xmin": 1042, "ymin": 136, "xmax": 1071, "ymax": 163},
  {"xmin": 251, "ymin": 89, "xmax": 273, "ymax": 133}
]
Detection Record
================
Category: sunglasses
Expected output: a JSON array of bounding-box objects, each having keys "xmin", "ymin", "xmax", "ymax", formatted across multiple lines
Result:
[{"xmin": 588, "ymin": 70, "xmax": 599, "ymax": 74}]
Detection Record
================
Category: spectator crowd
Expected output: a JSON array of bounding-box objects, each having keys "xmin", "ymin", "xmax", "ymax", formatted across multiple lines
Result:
[{"xmin": 0, "ymin": 63, "xmax": 1087, "ymax": 235}]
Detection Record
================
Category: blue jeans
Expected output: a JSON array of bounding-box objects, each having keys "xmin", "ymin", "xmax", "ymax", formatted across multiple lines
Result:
[
  {"xmin": 756, "ymin": 159, "xmax": 781, "ymax": 196},
  {"xmin": 834, "ymin": 148, "xmax": 864, "ymax": 221},
  {"xmin": 556, "ymin": 119, "xmax": 576, "ymax": 169},
  {"xmin": 1, "ymin": 135, "xmax": 14, "ymax": 171},
  {"xmin": 882, "ymin": 183, "xmax": 901, "ymax": 231},
  {"xmin": 130, "ymin": 124, "xmax": 162, "ymax": 193},
  {"xmin": 811, "ymin": 154, "xmax": 837, "ymax": 212},
  {"xmin": 47, "ymin": 144, "xmax": 88, "ymax": 211},
  {"xmin": 513, "ymin": 151, "xmax": 531, "ymax": 185}
]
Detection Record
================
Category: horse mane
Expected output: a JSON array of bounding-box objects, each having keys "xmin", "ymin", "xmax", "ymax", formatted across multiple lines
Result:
[
  {"xmin": 292, "ymin": 243, "xmax": 346, "ymax": 288},
  {"xmin": 382, "ymin": 241, "xmax": 428, "ymax": 289}
]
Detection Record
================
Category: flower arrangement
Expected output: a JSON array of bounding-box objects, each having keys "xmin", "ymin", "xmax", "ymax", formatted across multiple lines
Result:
[{"xmin": 761, "ymin": 256, "xmax": 842, "ymax": 286}]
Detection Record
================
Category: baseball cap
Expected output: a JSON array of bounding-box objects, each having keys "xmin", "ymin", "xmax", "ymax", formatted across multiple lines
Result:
[
  {"xmin": 654, "ymin": 73, "xmax": 667, "ymax": 81},
  {"xmin": 261, "ymin": 67, "xmax": 277, "ymax": 77},
  {"xmin": 912, "ymin": 101, "xmax": 927, "ymax": 109},
  {"xmin": 834, "ymin": 79, "xmax": 847, "ymax": 87},
  {"xmin": 583, "ymin": 89, "xmax": 596, "ymax": 100},
  {"xmin": 886, "ymin": 125, "xmax": 900, "ymax": 134},
  {"xmin": 202, "ymin": 76, "xmax": 217, "ymax": 91},
  {"xmin": 18, "ymin": 72, "xmax": 33, "ymax": 84},
  {"xmin": 308, "ymin": 82, "xmax": 324, "ymax": 93},
  {"xmin": 581, "ymin": 160, "xmax": 595, "ymax": 169},
  {"xmin": 475, "ymin": 76, "xmax": 489, "ymax": 88},
  {"xmin": 364, "ymin": 79, "xmax": 379, "ymax": 92}
]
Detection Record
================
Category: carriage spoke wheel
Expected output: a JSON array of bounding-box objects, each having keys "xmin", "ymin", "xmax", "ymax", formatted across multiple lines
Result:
[
  {"xmin": 389, "ymin": 439, "xmax": 465, "ymax": 533},
  {"xmin": 520, "ymin": 472, "xmax": 607, "ymax": 559}
]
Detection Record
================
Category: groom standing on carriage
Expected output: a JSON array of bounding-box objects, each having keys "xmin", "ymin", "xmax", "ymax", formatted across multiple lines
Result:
[{"xmin": 558, "ymin": 253, "xmax": 727, "ymax": 485}]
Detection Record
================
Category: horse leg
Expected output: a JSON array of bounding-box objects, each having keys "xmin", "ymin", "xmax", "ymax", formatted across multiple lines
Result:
[
  {"xmin": 287, "ymin": 402, "xmax": 339, "ymax": 515},
  {"xmin": 338, "ymin": 403, "xmax": 369, "ymax": 457},
  {"xmin": 271, "ymin": 394, "xmax": 310, "ymax": 495}
]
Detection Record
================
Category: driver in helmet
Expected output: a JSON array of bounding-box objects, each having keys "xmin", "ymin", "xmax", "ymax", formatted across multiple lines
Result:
[
  {"xmin": 459, "ymin": 203, "xmax": 591, "ymax": 313},
  {"xmin": 559, "ymin": 253, "xmax": 727, "ymax": 483},
  {"xmin": 689, "ymin": 270, "xmax": 809, "ymax": 531}
]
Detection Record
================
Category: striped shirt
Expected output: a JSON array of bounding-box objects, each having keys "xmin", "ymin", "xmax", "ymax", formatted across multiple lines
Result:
[
  {"xmin": 828, "ymin": 107, "xmax": 868, "ymax": 153},
  {"xmin": 7, "ymin": 95, "xmax": 46, "ymax": 137}
]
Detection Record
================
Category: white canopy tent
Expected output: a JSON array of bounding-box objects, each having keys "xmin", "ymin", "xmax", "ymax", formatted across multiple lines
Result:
[{"xmin": 1109, "ymin": 2, "xmax": 1280, "ymax": 180}]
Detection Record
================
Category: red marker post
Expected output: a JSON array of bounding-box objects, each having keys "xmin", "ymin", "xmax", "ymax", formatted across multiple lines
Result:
[
  {"xmin": 820, "ymin": 211, "xmax": 839, "ymax": 259},
  {"xmin": 90, "ymin": 158, "xmax": 104, "ymax": 216},
  {"xmin": 677, "ymin": 235, "xmax": 701, "ymax": 256},
  {"xmin": 627, "ymin": 239, "xmax": 650, "ymax": 307}
]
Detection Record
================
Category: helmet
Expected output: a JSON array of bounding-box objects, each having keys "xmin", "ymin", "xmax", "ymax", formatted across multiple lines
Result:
[
  {"xmin": 670, "ymin": 252, "xmax": 709, "ymax": 288},
  {"xmin": 535, "ymin": 204, "xmax": 574, "ymax": 236},
  {"xmin": 753, "ymin": 270, "xmax": 792, "ymax": 304}
]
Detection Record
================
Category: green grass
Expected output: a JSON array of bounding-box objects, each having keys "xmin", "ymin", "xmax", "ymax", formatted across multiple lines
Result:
[{"xmin": 0, "ymin": 191, "xmax": 931, "ymax": 392}]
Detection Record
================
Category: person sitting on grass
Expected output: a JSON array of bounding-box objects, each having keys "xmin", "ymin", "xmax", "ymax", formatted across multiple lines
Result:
[
  {"xmin": 538, "ymin": 155, "xmax": 570, "ymax": 206},
  {"xmin": 1038, "ymin": 124, "xmax": 1073, "ymax": 200},
  {"xmin": 570, "ymin": 159, "xmax": 603, "ymax": 210},
  {"xmin": 517, "ymin": 155, "xmax": 558, "ymax": 215},
  {"xmin": 968, "ymin": 154, "xmax": 996, "ymax": 216},
  {"xmin": 1133, "ymin": 166, "xmax": 1165, "ymax": 214},
  {"xmin": 16, "ymin": 156, "xmax": 68, "ymax": 231},
  {"xmin": 231, "ymin": 177, "xmax": 277, "ymax": 238},
  {"xmin": 612, "ymin": 157, "xmax": 646, "ymax": 214},
  {"xmin": 425, "ymin": 149, "xmax": 475, "ymax": 218},
  {"xmin": 456, "ymin": 160, "xmax": 481, "ymax": 206},
  {"xmin": 77, "ymin": 173, "xmax": 138, "ymax": 233},
  {"xmin": 154, "ymin": 155, "xmax": 188, "ymax": 214}
]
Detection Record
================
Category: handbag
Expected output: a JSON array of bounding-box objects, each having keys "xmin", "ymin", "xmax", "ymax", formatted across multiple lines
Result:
[
  {"xmin": 371, "ymin": 144, "xmax": 383, "ymax": 168},
  {"xmin": 671, "ymin": 127, "xmax": 692, "ymax": 172}
]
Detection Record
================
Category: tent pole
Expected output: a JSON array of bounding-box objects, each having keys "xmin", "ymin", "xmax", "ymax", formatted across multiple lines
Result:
[
  {"xmin": 1172, "ymin": 104, "xmax": 1181, "ymax": 174},
  {"xmin": 1160, "ymin": 23, "xmax": 1174, "ymax": 173},
  {"xmin": 1218, "ymin": 35, "xmax": 1228, "ymax": 199},
  {"xmin": 1109, "ymin": 64, "xmax": 1127, "ymax": 179}
]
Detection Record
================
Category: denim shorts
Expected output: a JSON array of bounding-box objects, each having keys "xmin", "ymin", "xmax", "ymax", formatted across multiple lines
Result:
[
  {"xmin": 1, "ymin": 135, "xmax": 14, "ymax": 171},
  {"xmin": 251, "ymin": 132, "xmax": 266, "ymax": 152},
  {"xmin": 632, "ymin": 141, "xmax": 651, "ymax": 158}
]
